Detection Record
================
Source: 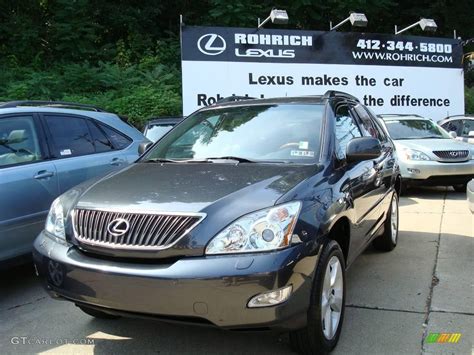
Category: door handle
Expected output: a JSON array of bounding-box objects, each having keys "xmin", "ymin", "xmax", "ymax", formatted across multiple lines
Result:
[
  {"xmin": 34, "ymin": 170, "xmax": 54, "ymax": 179},
  {"xmin": 110, "ymin": 158, "xmax": 125, "ymax": 166}
]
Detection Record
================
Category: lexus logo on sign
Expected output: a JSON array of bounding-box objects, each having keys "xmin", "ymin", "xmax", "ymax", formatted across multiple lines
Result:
[
  {"xmin": 197, "ymin": 34, "xmax": 226, "ymax": 55},
  {"xmin": 107, "ymin": 218, "xmax": 129, "ymax": 237}
]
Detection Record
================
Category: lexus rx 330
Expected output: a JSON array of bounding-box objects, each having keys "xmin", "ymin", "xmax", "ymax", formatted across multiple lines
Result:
[{"xmin": 34, "ymin": 92, "xmax": 401, "ymax": 354}]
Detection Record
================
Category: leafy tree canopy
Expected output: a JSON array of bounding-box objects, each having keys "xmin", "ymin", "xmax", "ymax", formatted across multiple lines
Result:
[{"xmin": 0, "ymin": 0, "xmax": 472, "ymax": 125}]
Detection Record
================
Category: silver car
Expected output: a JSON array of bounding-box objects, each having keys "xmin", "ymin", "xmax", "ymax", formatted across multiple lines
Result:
[
  {"xmin": 378, "ymin": 114, "xmax": 474, "ymax": 192},
  {"xmin": 0, "ymin": 101, "xmax": 146, "ymax": 267},
  {"xmin": 438, "ymin": 115, "xmax": 474, "ymax": 145}
]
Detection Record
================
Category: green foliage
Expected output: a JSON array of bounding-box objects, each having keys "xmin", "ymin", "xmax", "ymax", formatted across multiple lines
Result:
[
  {"xmin": 0, "ymin": 0, "xmax": 472, "ymax": 124},
  {"xmin": 0, "ymin": 57, "xmax": 181, "ymax": 128},
  {"xmin": 465, "ymin": 86, "xmax": 474, "ymax": 114}
]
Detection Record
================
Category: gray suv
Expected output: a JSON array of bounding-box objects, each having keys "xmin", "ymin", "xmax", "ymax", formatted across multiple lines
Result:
[
  {"xmin": 0, "ymin": 101, "xmax": 146, "ymax": 266},
  {"xmin": 34, "ymin": 92, "xmax": 401, "ymax": 354}
]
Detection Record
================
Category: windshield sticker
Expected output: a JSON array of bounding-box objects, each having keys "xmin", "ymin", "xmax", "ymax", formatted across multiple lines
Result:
[
  {"xmin": 60, "ymin": 149, "xmax": 72, "ymax": 156},
  {"xmin": 299, "ymin": 141, "xmax": 309, "ymax": 149},
  {"xmin": 291, "ymin": 150, "xmax": 315, "ymax": 157}
]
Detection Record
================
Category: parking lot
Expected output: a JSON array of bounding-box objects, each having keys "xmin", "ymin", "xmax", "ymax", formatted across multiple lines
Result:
[{"xmin": 1, "ymin": 187, "xmax": 472, "ymax": 354}]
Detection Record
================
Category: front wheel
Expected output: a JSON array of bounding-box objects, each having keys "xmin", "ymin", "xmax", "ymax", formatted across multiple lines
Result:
[
  {"xmin": 290, "ymin": 240, "xmax": 346, "ymax": 354},
  {"xmin": 373, "ymin": 192, "xmax": 399, "ymax": 252}
]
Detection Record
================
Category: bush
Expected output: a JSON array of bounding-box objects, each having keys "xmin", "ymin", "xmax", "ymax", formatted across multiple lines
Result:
[
  {"xmin": 466, "ymin": 86, "xmax": 474, "ymax": 114},
  {"xmin": 0, "ymin": 56, "xmax": 182, "ymax": 128}
]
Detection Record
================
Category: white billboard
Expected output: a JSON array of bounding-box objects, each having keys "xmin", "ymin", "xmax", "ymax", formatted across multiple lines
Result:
[{"xmin": 181, "ymin": 26, "xmax": 464, "ymax": 120}]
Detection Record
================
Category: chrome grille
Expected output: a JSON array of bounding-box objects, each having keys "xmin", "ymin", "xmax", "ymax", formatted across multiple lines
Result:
[
  {"xmin": 432, "ymin": 150, "xmax": 469, "ymax": 161},
  {"xmin": 73, "ymin": 209, "xmax": 204, "ymax": 250}
]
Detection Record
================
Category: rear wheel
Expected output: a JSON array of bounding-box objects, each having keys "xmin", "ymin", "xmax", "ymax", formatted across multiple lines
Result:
[
  {"xmin": 77, "ymin": 305, "xmax": 120, "ymax": 319},
  {"xmin": 453, "ymin": 183, "xmax": 467, "ymax": 193},
  {"xmin": 289, "ymin": 240, "xmax": 346, "ymax": 354},
  {"xmin": 373, "ymin": 192, "xmax": 399, "ymax": 252}
]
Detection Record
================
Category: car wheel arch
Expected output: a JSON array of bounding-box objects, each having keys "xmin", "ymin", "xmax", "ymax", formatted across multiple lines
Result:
[{"xmin": 326, "ymin": 217, "xmax": 350, "ymax": 263}]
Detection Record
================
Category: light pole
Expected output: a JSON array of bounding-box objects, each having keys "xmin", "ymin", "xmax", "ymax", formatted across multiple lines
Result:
[
  {"xmin": 394, "ymin": 18, "xmax": 437, "ymax": 35},
  {"xmin": 330, "ymin": 13, "xmax": 368, "ymax": 31},
  {"xmin": 257, "ymin": 9, "xmax": 289, "ymax": 29}
]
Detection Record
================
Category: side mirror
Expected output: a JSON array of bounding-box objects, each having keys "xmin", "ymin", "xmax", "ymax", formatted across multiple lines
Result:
[
  {"xmin": 138, "ymin": 141, "xmax": 153, "ymax": 155},
  {"xmin": 346, "ymin": 137, "xmax": 381, "ymax": 163},
  {"xmin": 448, "ymin": 131, "xmax": 457, "ymax": 139}
]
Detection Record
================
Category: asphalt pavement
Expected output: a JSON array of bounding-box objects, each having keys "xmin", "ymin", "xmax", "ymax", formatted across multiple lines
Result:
[{"xmin": 0, "ymin": 187, "xmax": 472, "ymax": 354}]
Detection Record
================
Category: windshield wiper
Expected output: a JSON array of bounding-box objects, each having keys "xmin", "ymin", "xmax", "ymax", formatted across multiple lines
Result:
[
  {"xmin": 204, "ymin": 156, "xmax": 257, "ymax": 163},
  {"xmin": 143, "ymin": 158, "xmax": 181, "ymax": 163},
  {"xmin": 419, "ymin": 136, "xmax": 443, "ymax": 139}
]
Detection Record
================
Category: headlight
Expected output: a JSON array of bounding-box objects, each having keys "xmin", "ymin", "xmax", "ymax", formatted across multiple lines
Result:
[
  {"xmin": 403, "ymin": 148, "xmax": 431, "ymax": 161},
  {"xmin": 45, "ymin": 198, "xmax": 65, "ymax": 240},
  {"xmin": 206, "ymin": 201, "xmax": 301, "ymax": 255}
]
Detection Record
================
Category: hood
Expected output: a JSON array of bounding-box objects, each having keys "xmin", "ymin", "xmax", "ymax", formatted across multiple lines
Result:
[
  {"xmin": 394, "ymin": 138, "xmax": 473, "ymax": 160},
  {"xmin": 75, "ymin": 162, "xmax": 317, "ymax": 214}
]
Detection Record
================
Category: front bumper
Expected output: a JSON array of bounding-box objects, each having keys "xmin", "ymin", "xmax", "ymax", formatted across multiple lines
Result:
[
  {"xmin": 33, "ymin": 231, "xmax": 318, "ymax": 330},
  {"xmin": 399, "ymin": 159, "xmax": 474, "ymax": 182}
]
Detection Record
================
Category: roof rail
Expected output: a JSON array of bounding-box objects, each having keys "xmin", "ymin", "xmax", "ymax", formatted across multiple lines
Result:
[
  {"xmin": 0, "ymin": 100, "xmax": 107, "ymax": 112},
  {"xmin": 216, "ymin": 95, "xmax": 256, "ymax": 104},
  {"xmin": 378, "ymin": 113, "xmax": 423, "ymax": 117},
  {"xmin": 323, "ymin": 90, "xmax": 359, "ymax": 103}
]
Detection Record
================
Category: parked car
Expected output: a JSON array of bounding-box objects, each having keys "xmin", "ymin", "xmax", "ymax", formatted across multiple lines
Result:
[
  {"xmin": 468, "ymin": 179, "xmax": 474, "ymax": 213},
  {"xmin": 0, "ymin": 101, "xmax": 146, "ymax": 267},
  {"xmin": 143, "ymin": 117, "xmax": 182, "ymax": 142},
  {"xmin": 438, "ymin": 115, "xmax": 474, "ymax": 144},
  {"xmin": 34, "ymin": 91, "xmax": 400, "ymax": 354},
  {"xmin": 377, "ymin": 114, "xmax": 474, "ymax": 192}
]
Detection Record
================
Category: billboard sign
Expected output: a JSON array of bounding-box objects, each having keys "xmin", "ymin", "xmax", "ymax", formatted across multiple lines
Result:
[{"xmin": 181, "ymin": 26, "xmax": 464, "ymax": 120}]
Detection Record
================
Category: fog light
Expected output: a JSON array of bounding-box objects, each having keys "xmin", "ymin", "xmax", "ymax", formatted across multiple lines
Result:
[
  {"xmin": 247, "ymin": 285, "xmax": 292, "ymax": 308},
  {"xmin": 407, "ymin": 168, "xmax": 420, "ymax": 174}
]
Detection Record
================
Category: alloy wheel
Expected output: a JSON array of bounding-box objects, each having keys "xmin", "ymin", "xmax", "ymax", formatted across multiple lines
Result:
[{"xmin": 321, "ymin": 255, "xmax": 343, "ymax": 340}]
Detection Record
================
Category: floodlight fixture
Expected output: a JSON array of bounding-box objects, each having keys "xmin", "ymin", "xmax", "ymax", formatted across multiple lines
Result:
[
  {"xmin": 258, "ymin": 9, "xmax": 289, "ymax": 29},
  {"xmin": 395, "ymin": 18, "xmax": 437, "ymax": 35},
  {"xmin": 330, "ymin": 12, "xmax": 368, "ymax": 31}
]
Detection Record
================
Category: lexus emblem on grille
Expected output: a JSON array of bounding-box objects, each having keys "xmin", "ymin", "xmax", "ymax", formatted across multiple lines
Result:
[
  {"xmin": 107, "ymin": 218, "xmax": 129, "ymax": 237},
  {"xmin": 449, "ymin": 151, "xmax": 458, "ymax": 157}
]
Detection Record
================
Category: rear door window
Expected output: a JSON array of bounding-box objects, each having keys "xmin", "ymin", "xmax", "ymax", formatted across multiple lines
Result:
[
  {"xmin": 354, "ymin": 105, "xmax": 387, "ymax": 142},
  {"xmin": 44, "ymin": 115, "xmax": 95, "ymax": 157}
]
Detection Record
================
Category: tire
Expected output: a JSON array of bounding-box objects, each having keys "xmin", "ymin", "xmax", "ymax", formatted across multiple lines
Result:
[
  {"xmin": 77, "ymin": 305, "xmax": 120, "ymax": 319},
  {"xmin": 290, "ymin": 240, "xmax": 346, "ymax": 355},
  {"xmin": 453, "ymin": 184, "xmax": 467, "ymax": 193},
  {"xmin": 400, "ymin": 181, "xmax": 408, "ymax": 196},
  {"xmin": 373, "ymin": 192, "xmax": 399, "ymax": 252}
]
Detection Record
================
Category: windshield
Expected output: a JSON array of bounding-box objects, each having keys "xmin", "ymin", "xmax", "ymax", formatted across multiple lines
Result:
[
  {"xmin": 384, "ymin": 119, "xmax": 450, "ymax": 140},
  {"xmin": 142, "ymin": 104, "xmax": 324, "ymax": 164},
  {"xmin": 145, "ymin": 124, "xmax": 175, "ymax": 142}
]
